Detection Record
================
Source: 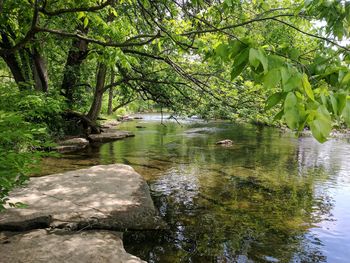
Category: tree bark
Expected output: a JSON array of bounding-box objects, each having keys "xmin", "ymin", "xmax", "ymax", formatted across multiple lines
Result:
[
  {"xmin": 0, "ymin": 33, "xmax": 27, "ymax": 88},
  {"xmin": 86, "ymin": 63, "xmax": 107, "ymax": 122},
  {"xmin": 107, "ymin": 70, "xmax": 115, "ymax": 115},
  {"xmin": 32, "ymin": 48, "xmax": 49, "ymax": 92},
  {"xmin": 61, "ymin": 26, "xmax": 89, "ymax": 106},
  {"xmin": 18, "ymin": 49, "xmax": 32, "ymax": 82}
]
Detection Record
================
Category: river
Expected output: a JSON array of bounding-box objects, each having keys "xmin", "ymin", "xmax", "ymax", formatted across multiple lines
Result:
[{"xmin": 39, "ymin": 114, "xmax": 350, "ymax": 263}]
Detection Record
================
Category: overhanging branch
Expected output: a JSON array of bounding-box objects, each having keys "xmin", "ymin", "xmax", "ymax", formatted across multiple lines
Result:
[{"xmin": 39, "ymin": 0, "xmax": 115, "ymax": 16}]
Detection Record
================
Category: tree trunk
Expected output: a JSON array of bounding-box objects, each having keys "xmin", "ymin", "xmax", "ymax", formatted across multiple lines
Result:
[
  {"xmin": 61, "ymin": 27, "xmax": 89, "ymax": 107},
  {"xmin": 107, "ymin": 70, "xmax": 115, "ymax": 115},
  {"xmin": 86, "ymin": 63, "xmax": 107, "ymax": 122},
  {"xmin": 0, "ymin": 33, "xmax": 27, "ymax": 88},
  {"xmin": 18, "ymin": 49, "xmax": 32, "ymax": 82},
  {"xmin": 32, "ymin": 47, "xmax": 49, "ymax": 92}
]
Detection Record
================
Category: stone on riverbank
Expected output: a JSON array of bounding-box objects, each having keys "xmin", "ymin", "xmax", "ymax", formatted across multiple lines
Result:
[
  {"xmin": 101, "ymin": 120, "xmax": 121, "ymax": 129},
  {"xmin": 216, "ymin": 139, "xmax": 233, "ymax": 146},
  {"xmin": 0, "ymin": 230, "xmax": 145, "ymax": 263},
  {"xmin": 55, "ymin": 138, "xmax": 89, "ymax": 153},
  {"xmin": 0, "ymin": 164, "xmax": 163, "ymax": 231},
  {"xmin": 88, "ymin": 130, "xmax": 134, "ymax": 143}
]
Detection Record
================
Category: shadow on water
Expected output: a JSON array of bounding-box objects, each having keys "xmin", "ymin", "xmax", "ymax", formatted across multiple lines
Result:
[{"xmin": 38, "ymin": 114, "xmax": 350, "ymax": 262}]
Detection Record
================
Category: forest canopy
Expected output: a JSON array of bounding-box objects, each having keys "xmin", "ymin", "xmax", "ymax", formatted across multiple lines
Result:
[{"xmin": 0, "ymin": 0, "xmax": 350, "ymax": 208}]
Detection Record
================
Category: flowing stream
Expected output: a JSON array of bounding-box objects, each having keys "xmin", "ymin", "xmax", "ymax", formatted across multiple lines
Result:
[{"xmin": 39, "ymin": 114, "xmax": 350, "ymax": 262}]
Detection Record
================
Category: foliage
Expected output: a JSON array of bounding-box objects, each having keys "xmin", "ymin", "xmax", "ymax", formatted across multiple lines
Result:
[
  {"xmin": 0, "ymin": 84, "xmax": 59, "ymax": 209},
  {"xmin": 0, "ymin": 111, "xmax": 50, "ymax": 210},
  {"xmin": 0, "ymin": 0, "xmax": 350, "ymax": 208}
]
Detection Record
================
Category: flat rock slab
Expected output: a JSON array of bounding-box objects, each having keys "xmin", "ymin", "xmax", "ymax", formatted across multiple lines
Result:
[
  {"xmin": 0, "ymin": 230, "xmax": 145, "ymax": 263},
  {"xmin": 88, "ymin": 130, "xmax": 134, "ymax": 143},
  {"xmin": 0, "ymin": 164, "xmax": 163, "ymax": 231},
  {"xmin": 55, "ymin": 138, "xmax": 89, "ymax": 153}
]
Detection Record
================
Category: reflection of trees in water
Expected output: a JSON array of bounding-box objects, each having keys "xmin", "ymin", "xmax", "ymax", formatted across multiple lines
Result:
[
  {"xmin": 51, "ymin": 121, "xmax": 346, "ymax": 263},
  {"xmin": 122, "ymin": 125, "xmax": 344, "ymax": 262},
  {"xmin": 125, "ymin": 147, "xmax": 334, "ymax": 262}
]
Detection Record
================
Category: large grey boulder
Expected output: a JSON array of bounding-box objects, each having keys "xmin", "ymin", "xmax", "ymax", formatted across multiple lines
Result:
[
  {"xmin": 0, "ymin": 230, "xmax": 145, "ymax": 263},
  {"xmin": 0, "ymin": 164, "xmax": 163, "ymax": 231},
  {"xmin": 88, "ymin": 130, "xmax": 134, "ymax": 143}
]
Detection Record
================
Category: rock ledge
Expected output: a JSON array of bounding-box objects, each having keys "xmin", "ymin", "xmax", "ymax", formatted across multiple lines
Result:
[
  {"xmin": 0, "ymin": 164, "xmax": 163, "ymax": 231},
  {"xmin": 0, "ymin": 230, "xmax": 145, "ymax": 263}
]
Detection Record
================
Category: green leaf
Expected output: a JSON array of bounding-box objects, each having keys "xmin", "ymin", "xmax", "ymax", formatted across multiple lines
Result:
[
  {"xmin": 83, "ymin": 17, "xmax": 89, "ymax": 28},
  {"xmin": 249, "ymin": 48, "xmax": 260, "ymax": 68},
  {"xmin": 283, "ymin": 74, "xmax": 302, "ymax": 92},
  {"xmin": 249, "ymin": 48, "xmax": 268, "ymax": 73},
  {"xmin": 230, "ymin": 48, "xmax": 249, "ymax": 80},
  {"xmin": 266, "ymin": 92, "xmax": 284, "ymax": 110},
  {"xmin": 330, "ymin": 95, "xmax": 338, "ymax": 115},
  {"xmin": 301, "ymin": 73, "xmax": 314, "ymax": 101},
  {"xmin": 263, "ymin": 68, "xmax": 281, "ymax": 89},
  {"xmin": 215, "ymin": 43, "xmax": 229, "ymax": 59},
  {"xmin": 228, "ymin": 40, "xmax": 245, "ymax": 59},
  {"xmin": 284, "ymin": 92, "xmax": 297, "ymax": 110},
  {"xmin": 280, "ymin": 67, "xmax": 290, "ymax": 86},
  {"xmin": 337, "ymin": 93, "xmax": 347, "ymax": 115},
  {"xmin": 274, "ymin": 109, "xmax": 284, "ymax": 121},
  {"xmin": 268, "ymin": 55, "xmax": 284, "ymax": 70},
  {"xmin": 342, "ymin": 98, "xmax": 350, "ymax": 126},
  {"xmin": 309, "ymin": 106, "xmax": 332, "ymax": 143},
  {"xmin": 283, "ymin": 92, "xmax": 299, "ymax": 129},
  {"xmin": 77, "ymin": 12, "xmax": 85, "ymax": 20},
  {"xmin": 284, "ymin": 108, "xmax": 299, "ymax": 129},
  {"xmin": 249, "ymin": 48, "xmax": 269, "ymax": 74},
  {"xmin": 341, "ymin": 72, "xmax": 350, "ymax": 85}
]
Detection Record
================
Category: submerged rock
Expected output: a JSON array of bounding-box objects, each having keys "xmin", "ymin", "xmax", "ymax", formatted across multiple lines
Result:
[
  {"xmin": 56, "ymin": 138, "xmax": 89, "ymax": 153},
  {"xmin": 0, "ymin": 230, "xmax": 146, "ymax": 263},
  {"xmin": 136, "ymin": 125, "xmax": 146, "ymax": 129},
  {"xmin": 216, "ymin": 139, "xmax": 233, "ymax": 146},
  {"xmin": 185, "ymin": 127, "xmax": 223, "ymax": 134},
  {"xmin": 88, "ymin": 130, "xmax": 134, "ymax": 143},
  {"xmin": 119, "ymin": 115, "xmax": 133, "ymax": 121},
  {"xmin": 0, "ymin": 164, "xmax": 164, "ymax": 231},
  {"xmin": 101, "ymin": 120, "xmax": 121, "ymax": 129}
]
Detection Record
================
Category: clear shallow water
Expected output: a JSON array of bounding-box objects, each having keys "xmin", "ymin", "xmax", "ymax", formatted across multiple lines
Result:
[{"xmin": 39, "ymin": 114, "xmax": 350, "ymax": 262}]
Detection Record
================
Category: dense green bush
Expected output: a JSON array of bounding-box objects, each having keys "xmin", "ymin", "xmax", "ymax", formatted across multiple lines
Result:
[
  {"xmin": 0, "ymin": 85, "xmax": 61, "ymax": 210},
  {"xmin": 0, "ymin": 111, "xmax": 53, "ymax": 210}
]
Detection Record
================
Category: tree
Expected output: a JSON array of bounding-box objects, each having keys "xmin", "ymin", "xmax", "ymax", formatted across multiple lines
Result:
[{"xmin": 0, "ymin": 0, "xmax": 349, "ymax": 137}]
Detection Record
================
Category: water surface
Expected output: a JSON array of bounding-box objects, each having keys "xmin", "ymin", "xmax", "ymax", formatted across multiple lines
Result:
[{"xmin": 40, "ymin": 114, "xmax": 350, "ymax": 262}]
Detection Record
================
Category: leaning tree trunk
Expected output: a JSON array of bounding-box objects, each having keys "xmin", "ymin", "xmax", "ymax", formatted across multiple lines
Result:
[
  {"xmin": 86, "ymin": 63, "xmax": 107, "ymax": 123},
  {"xmin": 1, "ymin": 32, "xmax": 49, "ymax": 92},
  {"xmin": 0, "ymin": 33, "xmax": 27, "ymax": 88},
  {"xmin": 107, "ymin": 70, "xmax": 115, "ymax": 115}
]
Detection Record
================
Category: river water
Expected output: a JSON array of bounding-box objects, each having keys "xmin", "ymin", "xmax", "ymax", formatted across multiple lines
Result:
[{"xmin": 40, "ymin": 114, "xmax": 350, "ymax": 262}]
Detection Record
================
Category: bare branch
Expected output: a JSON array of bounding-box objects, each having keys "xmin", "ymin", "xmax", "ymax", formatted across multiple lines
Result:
[
  {"xmin": 272, "ymin": 18, "xmax": 350, "ymax": 53},
  {"xmin": 39, "ymin": 0, "xmax": 115, "ymax": 16},
  {"xmin": 36, "ymin": 27, "xmax": 161, "ymax": 48},
  {"xmin": 182, "ymin": 13, "xmax": 299, "ymax": 36}
]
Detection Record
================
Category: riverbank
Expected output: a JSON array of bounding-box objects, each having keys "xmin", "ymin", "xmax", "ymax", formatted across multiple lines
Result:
[
  {"xmin": 0, "ymin": 164, "xmax": 165, "ymax": 262},
  {"xmin": 55, "ymin": 119, "xmax": 135, "ymax": 153}
]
